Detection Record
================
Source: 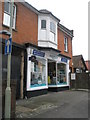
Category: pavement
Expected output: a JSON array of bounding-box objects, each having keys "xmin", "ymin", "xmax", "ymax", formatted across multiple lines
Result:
[
  {"xmin": 16, "ymin": 90, "xmax": 89, "ymax": 118},
  {"xmin": 0, "ymin": 86, "xmax": 2, "ymax": 120}
]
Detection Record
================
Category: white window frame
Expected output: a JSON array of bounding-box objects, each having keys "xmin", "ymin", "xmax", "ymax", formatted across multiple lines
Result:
[
  {"xmin": 50, "ymin": 22, "xmax": 56, "ymax": 41},
  {"xmin": 41, "ymin": 20, "xmax": 46, "ymax": 29},
  {"xmin": 3, "ymin": 1, "xmax": 16, "ymax": 29},
  {"xmin": 64, "ymin": 37, "xmax": 68, "ymax": 52},
  {"xmin": 50, "ymin": 22, "xmax": 56, "ymax": 34}
]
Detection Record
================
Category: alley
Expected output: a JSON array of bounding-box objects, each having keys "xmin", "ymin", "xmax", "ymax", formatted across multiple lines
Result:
[{"xmin": 16, "ymin": 90, "xmax": 88, "ymax": 118}]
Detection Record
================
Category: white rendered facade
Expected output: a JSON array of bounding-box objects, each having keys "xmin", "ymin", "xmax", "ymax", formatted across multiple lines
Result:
[{"xmin": 38, "ymin": 13, "xmax": 59, "ymax": 49}]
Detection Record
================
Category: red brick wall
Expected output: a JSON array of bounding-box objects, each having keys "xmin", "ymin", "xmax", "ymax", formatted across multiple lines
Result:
[
  {"xmin": 58, "ymin": 28, "xmax": 72, "ymax": 68},
  {"xmin": 85, "ymin": 61, "xmax": 90, "ymax": 71},
  {"xmin": 0, "ymin": 2, "xmax": 2, "ymax": 30},
  {"xmin": 2, "ymin": 2, "xmax": 38, "ymax": 45}
]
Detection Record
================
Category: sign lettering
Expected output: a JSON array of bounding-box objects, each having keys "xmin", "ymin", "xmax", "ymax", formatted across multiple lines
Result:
[
  {"xmin": 61, "ymin": 57, "xmax": 67, "ymax": 63},
  {"xmin": 33, "ymin": 49, "xmax": 45, "ymax": 57}
]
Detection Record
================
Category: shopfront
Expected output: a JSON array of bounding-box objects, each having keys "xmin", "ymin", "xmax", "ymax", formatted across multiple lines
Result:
[
  {"xmin": 47, "ymin": 51, "xmax": 70, "ymax": 91},
  {"xmin": 26, "ymin": 46, "xmax": 48, "ymax": 98},
  {"xmin": 48, "ymin": 61, "xmax": 68, "ymax": 86},
  {"xmin": 26, "ymin": 44, "xmax": 70, "ymax": 97}
]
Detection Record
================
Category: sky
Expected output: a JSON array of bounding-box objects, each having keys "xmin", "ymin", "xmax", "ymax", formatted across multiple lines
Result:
[{"xmin": 25, "ymin": 0, "xmax": 89, "ymax": 60}]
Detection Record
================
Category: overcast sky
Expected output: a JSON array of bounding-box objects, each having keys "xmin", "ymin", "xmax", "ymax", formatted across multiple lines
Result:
[{"xmin": 25, "ymin": 0, "xmax": 89, "ymax": 60}]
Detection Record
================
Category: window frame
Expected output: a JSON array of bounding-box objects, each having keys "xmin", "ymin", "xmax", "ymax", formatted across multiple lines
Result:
[
  {"xmin": 41, "ymin": 20, "xmax": 46, "ymax": 29},
  {"xmin": 50, "ymin": 22, "xmax": 56, "ymax": 42},
  {"xmin": 3, "ymin": 1, "xmax": 17, "ymax": 29},
  {"xmin": 4, "ymin": 1, "xmax": 10, "ymax": 15},
  {"xmin": 50, "ymin": 22, "xmax": 56, "ymax": 34},
  {"xmin": 64, "ymin": 36, "xmax": 68, "ymax": 52}
]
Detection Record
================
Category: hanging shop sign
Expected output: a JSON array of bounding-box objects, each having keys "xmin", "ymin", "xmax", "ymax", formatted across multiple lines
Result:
[
  {"xmin": 61, "ymin": 57, "xmax": 67, "ymax": 63},
  {"xmin": 33, "ymin": 49, "xmax": 45, "ymax": 57},
  {"xmin": 29, "ymin": 55, "xmax": 38, "ymax": 64},
  {"xmin": 29, "ymin": 55, "xmax": 36, "ymax": 61}
]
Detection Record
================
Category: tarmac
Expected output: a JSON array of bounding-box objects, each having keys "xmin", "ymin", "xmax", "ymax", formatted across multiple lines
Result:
[
  {"xmin": 16, "ymin": 90, "xmax": 89, "ymax": 118},
  {"xmin": 0, "ymin": 86, "xmax": 2, "ymax": 119}
]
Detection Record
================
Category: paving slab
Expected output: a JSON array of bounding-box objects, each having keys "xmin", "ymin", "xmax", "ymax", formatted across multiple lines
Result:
[{"xmin": 16, "ymin": 90, "xmax": 88, "ymax": 118}]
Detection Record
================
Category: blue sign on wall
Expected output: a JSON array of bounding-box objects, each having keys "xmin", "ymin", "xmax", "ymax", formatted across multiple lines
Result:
[
  {"xmin": 61, "ymin": 57, "xmax": 67, "ymax": 63},
  {"xmin": 33, "ymin": 49, "xmax": 45, "ymax": 57},
  {"xmin": 5, "ymin": 38, "xmax": 12, "ymax": 55}
]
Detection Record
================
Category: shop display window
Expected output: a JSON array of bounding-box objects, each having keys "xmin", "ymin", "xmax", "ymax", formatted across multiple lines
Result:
[
  {"xmin": 57, "ymin": 63, "xmax": 67, "ymax": 84},
  {"xmin": 31, "ymin": 57, "xmax": 46, "ymax": 87}
]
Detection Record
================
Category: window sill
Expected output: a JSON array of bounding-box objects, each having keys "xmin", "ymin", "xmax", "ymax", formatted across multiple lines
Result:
[
  {"xmin": 64, "ymin": 50, "xmax": 68, "ymax": 53},
  {"xmin": 50, "ymin": 30, "xmax": 56, "ymax": 34},
  {"xmin": 2, "ymin": 24, "xmax": 17, "ymax": 32},
  {"xmin": 41, "ymin": 28, "xmax": 46, "ymax": 30}
]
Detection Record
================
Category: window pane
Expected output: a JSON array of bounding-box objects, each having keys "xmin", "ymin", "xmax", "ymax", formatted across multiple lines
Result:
[
  {"xmin": 12, "ymin": 5, "xmax": 16, "ymax": 28},
  {"xmin": 3, "ymin": 13, "xmax": 10, "ymax": 27},
  {"xmin": 64, "ymin": 37, "xmax": 68, "ymax": 51},
  {"xmin": 50, "ymin": 22, "xmax": 56, "ymax": 33},
  {"xmin": 57, "ymin": 63, "xmax": 67, "ymax": 84},
  {"xmin": 31, "ymin": 58, "xmax": 46, "ymax": 87},
  {"xmin": 3, "ymin": 3, "xmax": 16, "ymax": 29},
  {"xmin": 41, "ymin": 20, "xmax": 46, "ymax": 29},
  {"xmin": 4, "ymin": 2, "xmax": 10, "ymax": 14}
]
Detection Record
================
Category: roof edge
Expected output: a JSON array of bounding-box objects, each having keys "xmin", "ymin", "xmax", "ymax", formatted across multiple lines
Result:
[
  {"xmin": 21, "ymin": 2, "xmax": 39, "ymax": 14},
  {"xmin": 39, "ymin": 9, "xmax": 60, "ymax": 22},
  {"xmin": 58, "ymin": 23, "xmax": 74, "ymax": 38}
]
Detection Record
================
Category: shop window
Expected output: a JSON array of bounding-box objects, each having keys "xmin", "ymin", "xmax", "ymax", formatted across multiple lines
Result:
[
  {"xmin": 64, "ymin": 37, "xmax": 68, "ymax": 52},
  {"xmin": 3, "ymin": 1, "xmax": 16, "ymax": 29},
  {"xmin": 31, "ymin": 57, "xmax": 46, "ymax": 87},
  {"xmin": 57, "ymin": 63, "xmax": 67, "ymax": 84},
  {"xmin": 41, "ymin": 20, "xmax": 46, "ymax": 29}
]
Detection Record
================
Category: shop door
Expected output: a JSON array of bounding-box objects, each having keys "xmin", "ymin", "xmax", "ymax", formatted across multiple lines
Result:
[{"xmin": 48, "ymin": 59, "xmax": 56, "ymax": 85}]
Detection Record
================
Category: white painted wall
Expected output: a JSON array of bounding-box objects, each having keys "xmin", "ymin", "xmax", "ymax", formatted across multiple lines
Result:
[
  {"xmin": 38, "ymin": 15, "xmax": 58, "ymax": 49},
  {"xmin": 38, "ymin": 15, "xmax": 50, "ymax": 41},
  {"xmin": 38, "ymin": 41, "xmax": 57, "ymax": 49},
  {"xmin": 66, "ymin": 60, "xmax": 70, "ymax": 86},
  {"xmin": 26, "ymin": 48, "xmax": 31, "ymax": 91}
]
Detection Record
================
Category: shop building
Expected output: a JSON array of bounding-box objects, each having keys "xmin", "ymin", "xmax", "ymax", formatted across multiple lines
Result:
[
  {"xmin": 1, "ymin": 1, "xmax": 74, "ymax": 98},
  {"xmin": 26, "ymin": 44, "xmax": 71, "ymax": 97}
]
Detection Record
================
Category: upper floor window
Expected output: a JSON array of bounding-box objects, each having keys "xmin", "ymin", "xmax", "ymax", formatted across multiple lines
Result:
[
  {"xmin": 3, "ymin": 1, "xmax": 16, "ymax": 29},
  {"xmin": 50, "ymin": 22, "xmax": 56, "ymax": 41},
  {"xmin": 64, "ymin": 37, "xmax": 68, "ymax": 52},
  {"xmin": 50, "ymin": 22, "xmax": 56, "ymax": 33},
  {"xmin": 41, "ymin": 20, "xmax": 46, "ymax": 29}
]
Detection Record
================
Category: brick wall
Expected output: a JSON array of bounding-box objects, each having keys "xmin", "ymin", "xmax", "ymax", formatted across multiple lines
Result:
[
  {"xmin": 2, "ymin": 2, "xmax": 38, "ymax": 45},
  {"xmin": 1, "ymin": 2, "xmax": 73, "ymax": 68},
  {"xmin": 58, "ymin": 28, "xmax": 72, "ymax": 68},
  {"xmin": 0, "ymin": 2, "xmax": 2, "ymax": 30}
]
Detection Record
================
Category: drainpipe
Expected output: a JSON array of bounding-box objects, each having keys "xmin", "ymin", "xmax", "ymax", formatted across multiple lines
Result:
[{"xmin": 20, "ymin": 51, "xmax": 24, "ymax": 99}]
